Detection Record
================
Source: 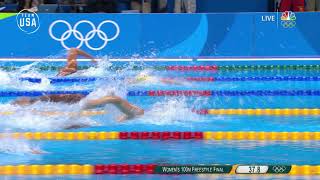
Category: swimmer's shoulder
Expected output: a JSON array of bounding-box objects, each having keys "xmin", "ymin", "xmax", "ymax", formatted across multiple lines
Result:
[{"xmin": 67, "ymin": 59, "xmax": 77, "ymax": 67}]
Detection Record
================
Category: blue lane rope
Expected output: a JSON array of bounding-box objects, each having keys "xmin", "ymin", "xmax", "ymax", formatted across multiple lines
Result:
[
  {"xmin": 0, "ymin": 90, "xmax": 320, "ymax": 97},
  {"xmin": 19, "ymin": 77, "xmax": 128, "ymax": 83},
  {"xmin": 19, "ymin": 77, "xmax": 99, "ymax": 83},
  {"xmin": 19, "ymin": 76, "xmax": 320, "ymax": 84},
  {"xmin": 0, "ymin": 90, "xmax": 91, "ymax": 97}
]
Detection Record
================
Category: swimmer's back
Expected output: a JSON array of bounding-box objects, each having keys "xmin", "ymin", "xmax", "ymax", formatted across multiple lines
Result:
[{"xmin": 40, "ymin": 94, "xmax": 86, "ymax": 104}]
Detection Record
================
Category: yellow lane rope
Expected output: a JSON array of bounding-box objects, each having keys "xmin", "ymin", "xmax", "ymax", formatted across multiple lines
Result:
[
  {"xmin": 0, "ymin": 164, "xmax": 93, "ymax": 175},
  {"xmin": 0, "ymin": 132, "xmax": 320, "ymax": 140},
  {"xmin": 207, "ymin": 108, "xmax": 320, "ymax": 116},
  {"xmin": 203, "ymin": 132, "xmax": 320, "ymax": 140},
  {"xmin": 0, "ymin": 132, "xmax": 119, "ymax": 140}
]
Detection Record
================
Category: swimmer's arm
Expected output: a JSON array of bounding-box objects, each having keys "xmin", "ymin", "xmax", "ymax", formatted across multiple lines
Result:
[
  {"xmin": 75, "ymin": 49, "xmax": 97, "ymax": 63},
  {"xmin": 60, "ymin": 67, "xmax": 77, "ymax": 72},
  {"xmin": 57, "ymin": 68, "xmax": 77, "ymax": 76},
  {"xmin": 82, "ymin": 98, "xmax": 132, "ymax": 122},
  {"xmin": 83, "ymin": 96, "xmax": 144, "ymax": 122},
  {"xmin": 81, "ymin": 96, "xmax": 118, "ymax": 109},
  {"xmin": 11, "ymin": 97, "xmax": 39, "ymax": 106}
]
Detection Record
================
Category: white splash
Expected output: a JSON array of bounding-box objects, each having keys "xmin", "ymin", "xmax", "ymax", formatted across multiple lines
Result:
[
  {"xmin": 75, "ymin": 58, "xmax": 113, "ymax": 77},
  {"xmin": 18, "ymin": 61, "xmax": 39, "ymax": 73},
  {"xmin": 0, "ymin": 63, "xmax": 52, "ymax": 90},
  {"xmin": 0, "ymin": 70, "xmax": 11, "ymax": 85},
  {"xmin": 139, "ymin": 97, "xmax": 203, "ymax": 126},
  {"xmin": 0, "ymin": 138, "xmax": 43, "ymax": 155},
  {"xmin": 0, "ymin": 103, "xmax": 100, "ymax": 131}
]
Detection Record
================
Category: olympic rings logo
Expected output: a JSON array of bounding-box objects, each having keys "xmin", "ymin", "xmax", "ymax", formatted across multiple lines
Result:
[
  {"xmin": 272, "ymin": 166, "xmax": 286, "ymax": 173},
  {"xmin": 49, "ymin": 20, "xmax": 120, "ymax": 50},
  {"xmin": 281, "ymin": 21, "xmax": 296, "ymax": 28}
]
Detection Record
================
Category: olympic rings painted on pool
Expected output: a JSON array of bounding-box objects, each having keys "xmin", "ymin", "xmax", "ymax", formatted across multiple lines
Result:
[{"xmin": 49, "ymin": 20, "xmax": 120, "ymax": 50}]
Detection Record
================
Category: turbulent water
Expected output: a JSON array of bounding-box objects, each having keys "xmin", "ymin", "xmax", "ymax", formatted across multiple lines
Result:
[{"xmin": 0, "ymin": 58, "xmax": 205, "ymax": 155}]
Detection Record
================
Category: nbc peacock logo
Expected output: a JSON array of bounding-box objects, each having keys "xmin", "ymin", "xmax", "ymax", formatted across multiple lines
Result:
[{"xmin": 280, "ymin": 11, "xmax": 296, "ymax": 28}]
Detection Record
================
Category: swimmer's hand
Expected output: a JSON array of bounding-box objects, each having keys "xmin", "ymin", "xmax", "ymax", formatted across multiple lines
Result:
[
  {"xmin": 31, "ymin": 148, "xmax": 45, "ymax": 154},
  {"xmin": 64, "ymin": 124, "xmax": 92, "ymax": 130}
]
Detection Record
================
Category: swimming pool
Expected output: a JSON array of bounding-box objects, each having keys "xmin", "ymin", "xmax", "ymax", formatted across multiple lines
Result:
[{"xmin": 0, "ymin": 59, "xmax": 320, "ymax": 179}]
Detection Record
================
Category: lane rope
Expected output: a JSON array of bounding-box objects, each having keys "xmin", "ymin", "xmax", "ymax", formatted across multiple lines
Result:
[
  {"xmin": 2, "ymin": 65, "xmax": 320, "ymax": 71},
  {"xmin": 19, "ymin": 77, "xmax": 99, "ymax": 83},
  {"xmin": 0, "ymin": 110, "xmax": 106, "ymax": 116},
  {"xmin": 1, "ymin": 131, "xmax": 320, "ymax": 140},
  {"xmin": 1, "ymin": 109, "xmax": 319, "ymax": 117},
  {"xmin": 0, "ymin": 90, "xmax": 91, "ymax": 97},
  {"xmin": 129, "ymin": 90, "xmax": 320, "ymax": 96},
  {"xmin": 0, "ymin": 164, "xmax": 318, "ymax": 175},
  {"xmin": 1, "ymin": 90, "xmax": 320, "ymax": 97},
  {"xmin": 194, "ymin": 108, "xmax": 320, "ymax": 116},
  {"xmin": 18, "ymin": 76, "xmax": 320, "ymax": 84},
  {"xmin": 214, "ymin": 76, "xmax": 320, "ymax": 81}
]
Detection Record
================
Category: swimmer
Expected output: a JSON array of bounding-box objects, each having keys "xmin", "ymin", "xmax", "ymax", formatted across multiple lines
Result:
[
  {"xmin": 51, "ymin": 49, "xmax": 180, "ymax": 84},
  {"xmin": 129, "ymin": 70, "xmax": 182, "ymax": 85},
  {"xmin": 12, "ymin": 94, "xmax": 144, "ymax": 123},
  {"xmin": 58, "ymin": 48, "xmax": 96, "ymax": 77}
]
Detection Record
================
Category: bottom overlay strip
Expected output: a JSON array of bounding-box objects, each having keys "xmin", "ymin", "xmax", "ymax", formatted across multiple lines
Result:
[{"xmin": 0, "ymin": 164, "xmax": 318, "ymax": 175}]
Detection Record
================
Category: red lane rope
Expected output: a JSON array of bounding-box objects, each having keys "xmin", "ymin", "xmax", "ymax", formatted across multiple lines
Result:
[
  {"xmin": 148, "ymin": 90, "xmax": 212, "ymax": 96},
  {"xmin": 119, "ymin": 132, "xmax": 203, "ymax": 140},
  {"xmin": 95, "ymin": 164, "xmax": 156, "ymax": 174},
  {"xmin": 166, "ymin": 65, "xmax": 218, "ymax": 71}
]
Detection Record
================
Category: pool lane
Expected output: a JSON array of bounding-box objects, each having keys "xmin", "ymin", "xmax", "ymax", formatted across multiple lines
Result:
[{"xmin": 1, "ymin": 140, "xmax": 320, "ymax": 165}]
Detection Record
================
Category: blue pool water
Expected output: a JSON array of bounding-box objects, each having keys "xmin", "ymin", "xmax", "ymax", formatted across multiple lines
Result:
[{"xmin": 0, "ymin": 60, "xmax": 320, "ymax": 179}]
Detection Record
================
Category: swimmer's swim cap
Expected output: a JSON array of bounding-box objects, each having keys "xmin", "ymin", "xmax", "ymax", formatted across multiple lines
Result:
[
  {"xmin": 135, "ymin": 70, "xmax": 152, "ymax": 82},
  {"xmin": 136, "ymin": 75, "xmax": 149, "ymax": 82}
]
